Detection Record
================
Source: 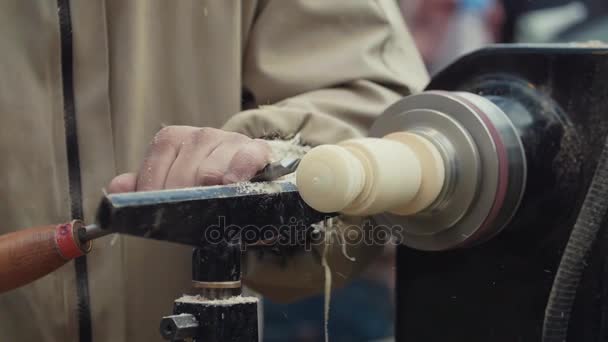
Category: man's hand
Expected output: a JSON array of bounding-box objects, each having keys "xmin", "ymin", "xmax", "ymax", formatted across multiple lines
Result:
[{"xmin": 107, "ymin": 126, "xmax": 271, "ymax": 193}]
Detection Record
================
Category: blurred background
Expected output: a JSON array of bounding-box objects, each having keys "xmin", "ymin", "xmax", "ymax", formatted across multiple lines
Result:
[
  {"xmin": 401, "ymin": 0, "xmax": 608, "ymax": 74},
  {"xmin": 262, "ymin": 1, "xmax": 608, "ymax": 341}
]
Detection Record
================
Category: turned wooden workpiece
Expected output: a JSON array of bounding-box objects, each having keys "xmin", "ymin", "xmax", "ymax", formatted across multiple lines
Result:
[{"xmin": 296, "ymin": 132, "xmax": 445, "ymax": 216}]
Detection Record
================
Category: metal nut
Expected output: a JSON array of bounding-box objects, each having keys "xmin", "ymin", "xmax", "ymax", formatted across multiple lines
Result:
[{"xmin": 159, "ymin": 314, "xmax": 199, "ymax": 340}]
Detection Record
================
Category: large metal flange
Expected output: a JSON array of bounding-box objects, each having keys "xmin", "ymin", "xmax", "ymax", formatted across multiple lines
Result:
[
  {"xmin": 451, "ymin": 91, "xmax": 527, "ymax": 245},
  {"xmin": 369, "ymin": 91, "xmax": 526, "ymax": 251}
]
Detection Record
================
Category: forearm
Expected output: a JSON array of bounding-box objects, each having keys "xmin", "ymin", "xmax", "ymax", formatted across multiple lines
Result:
[{"xmin": 223, "ymin": 79, "xmax": 411, "ymax": 145}]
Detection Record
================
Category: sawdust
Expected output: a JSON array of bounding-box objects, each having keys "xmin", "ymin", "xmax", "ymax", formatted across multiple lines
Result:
[
  {"xmin": 176, "ymin": 294, "xmax": 258, "ymax": 305},
  {"xmin": 266, "ymin": 134, "xmax": 311, "ymax": 162},
  {"xmin": 228, "ymin": 136, "xmax": 309, "ymax": 195},
  {"xmin": 235, "ymin": 180, "xmax": 291, "ymax": 195}
]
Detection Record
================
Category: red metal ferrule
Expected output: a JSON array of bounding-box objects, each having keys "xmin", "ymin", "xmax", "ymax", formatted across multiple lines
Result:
[{"xmin": 55, "ymin": 221, "xmax": 88, "ymax": 260}]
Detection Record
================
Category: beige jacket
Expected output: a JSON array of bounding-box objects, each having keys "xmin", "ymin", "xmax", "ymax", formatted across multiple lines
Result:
[{"xmin": 0, "ymin": 1, "xmax": 428, "ymax": 341}]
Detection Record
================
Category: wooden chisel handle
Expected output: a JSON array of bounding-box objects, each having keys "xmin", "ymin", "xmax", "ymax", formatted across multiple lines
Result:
[{"xmin": 0, "ymin": 220, "xmax": 91, "ymax": 293}]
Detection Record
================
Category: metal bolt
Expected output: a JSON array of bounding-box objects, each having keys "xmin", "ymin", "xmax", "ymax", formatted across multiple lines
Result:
[{"xmin": 159, "ymin": 314, "xmax": 199, "ymax": 340}]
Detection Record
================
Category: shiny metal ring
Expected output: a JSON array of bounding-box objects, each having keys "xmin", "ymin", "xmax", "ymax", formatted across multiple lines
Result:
[
  {"xmin": 370, "ymin": 91, "xmax": 526, "ymax": 251},
  {"xmin": 192, "ymin": 280, "xmax": 242, "ymax": 289}
]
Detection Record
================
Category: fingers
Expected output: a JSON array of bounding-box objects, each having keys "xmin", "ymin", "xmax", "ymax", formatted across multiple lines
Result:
[
  {"xmin": 164, "ymin": 128, "xmax": 223, "ymax": 188},
  {"xmin": 195, "ymin": 133, "xmax": 249, "ymax": 186},
  {"xmin": 109, "ymin": 126, "xmax": 272, "ymax": 192},
  {"xmin": 107, "ymin": 172, "xmax": 137, "ymax": 193},
  {"xmin": 223, "ymin": 140, "xmax": 271, "ymax": 184},
  {"xmin": 135, "ymin": 126, "xmax": 185, "ymax": 191}
]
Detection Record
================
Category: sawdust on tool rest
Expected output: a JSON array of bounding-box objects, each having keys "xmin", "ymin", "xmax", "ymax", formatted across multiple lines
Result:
[
  {"xmin": 176, "ymin": 294, "xmax": 258, "ymax": 305},
  {"xmin": 235, "ymin": 180, "xmax": 285, "ymax": 194}
]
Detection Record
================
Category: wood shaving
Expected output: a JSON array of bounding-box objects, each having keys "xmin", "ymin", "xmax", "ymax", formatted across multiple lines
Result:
[
  {"xmin": 321, "ymin": 219, "xmax": 333, "ymax": 342},
  {"xmin": 318, "ymin": 216, "xmax": 358, "ymax": 342},
  {"xmin": 264, "ymin": 135, "xmax": 359, "ymax": 342},
  {"xmin": 312, "ymin": 217, "xmax": 356, "ymax": 261},
  {"xmin": 266, "ymin": 134, "xmax": 311, "ymax": 162},
  {"xmin": 233, "ymin": 135, "xmax": 309, "ymax": 193}
]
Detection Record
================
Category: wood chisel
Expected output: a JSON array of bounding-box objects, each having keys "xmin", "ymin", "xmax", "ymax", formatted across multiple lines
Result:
[{"xmin": 0, "ymin": 158, "xmax": 335, "ymax": 294}]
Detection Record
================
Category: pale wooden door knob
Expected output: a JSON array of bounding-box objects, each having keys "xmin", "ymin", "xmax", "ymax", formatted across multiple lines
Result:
[{"xmin": 296, "ymin": 134, "xmax": 444, "ymax": 216}]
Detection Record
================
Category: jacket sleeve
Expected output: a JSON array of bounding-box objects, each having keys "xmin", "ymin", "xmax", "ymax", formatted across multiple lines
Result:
[
  {"xmin": 225, "ymin": 0, "xmax": 429, "ymax": 303},
  {"xmin": 222, "ymin": 0, "xmax": 429, "ymax": 145}
]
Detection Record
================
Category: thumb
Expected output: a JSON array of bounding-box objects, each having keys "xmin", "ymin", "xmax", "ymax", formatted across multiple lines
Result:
[{"xmin": 107, "ymin": 172, "xmax": 137, "ymax": 193}]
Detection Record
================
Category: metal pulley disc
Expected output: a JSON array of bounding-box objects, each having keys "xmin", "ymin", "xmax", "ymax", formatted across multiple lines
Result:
[{"xmin": 370, "ymin": 91, "xmax": 526, "ymax": 251}]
